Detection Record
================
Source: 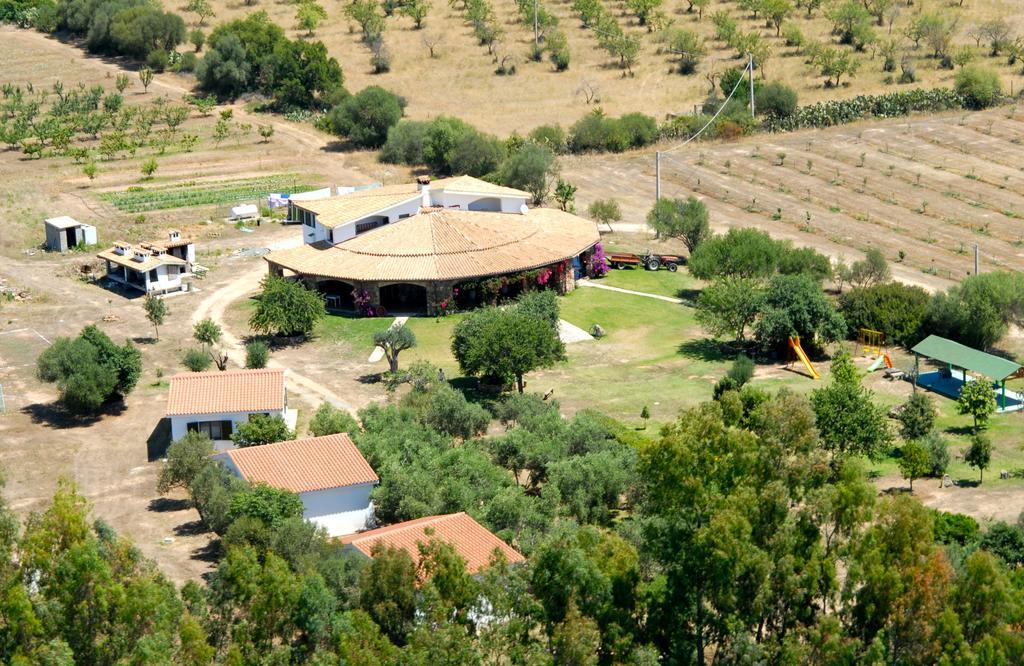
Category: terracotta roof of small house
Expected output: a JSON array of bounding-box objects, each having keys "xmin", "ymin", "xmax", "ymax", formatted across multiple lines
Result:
[
  {"xmin": 293, "ymin": 184, "xmax": 421, "ymax": 229},
  {"xmin": 264, "ymin": 207, "xmax": 599, "ymax": 283},
  {"xmin": 97, "ymin": 244, "xmax": 187, "ymax": 272},
  {"xmin": 221, "ymin": 433, "xmax": 377, "ymax": 493},
  {"xmin": 339, "ymin": 513, "xmax": 524, "ymax": 574},
  {"xmin": 166, "ymin": 368, "xmax": 285, "ymax": 416}
]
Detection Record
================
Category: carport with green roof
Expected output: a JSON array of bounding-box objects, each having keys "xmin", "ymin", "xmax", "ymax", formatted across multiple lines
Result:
[{"xmin": 911, "ymin": 335, "xmax": 1024, "ymax": 412}]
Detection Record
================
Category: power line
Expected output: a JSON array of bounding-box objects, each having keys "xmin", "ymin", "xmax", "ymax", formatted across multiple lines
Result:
[{"xmin": 655, "ymin": 55, "xmax": 753, "ymax": 202}]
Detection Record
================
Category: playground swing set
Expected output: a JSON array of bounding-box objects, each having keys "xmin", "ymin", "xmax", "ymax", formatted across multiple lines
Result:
[{"xmin": 785, "ymin": 328, "xmax": 893, "ymax": 381}]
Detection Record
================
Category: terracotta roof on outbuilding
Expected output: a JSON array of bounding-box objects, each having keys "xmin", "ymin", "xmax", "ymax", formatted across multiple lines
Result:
[
  {"xmin": 97, "ymin": 245, "xmax": 187, "ymax": 272},
  {"xmin": 166, "ymin": 368, "xmax": 285, "ymax": 416},
  {"xmin": 222, "ymin": 433, "xmax": 377, "ymax": 493},
  {"xmin": 264, "ymin": 207, "xmax": 599, "ymax": 283},
  {"xmin": 339, "ymin": 512, "xmax": 524, "ymax": 574}
]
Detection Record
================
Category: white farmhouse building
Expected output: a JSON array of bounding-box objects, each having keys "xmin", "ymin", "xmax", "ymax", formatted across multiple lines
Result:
[
  {"xmin": 214, "ymin": 433, "xmax": 378, "ymax": 537},
  {"xmin": 290, "ymin": 175, "xmax": 530, "ymax": 246},
  {"xmin": 166, "ymin": 368, "xmax": 297, "ymax": 445},
  {"xmin": 97, "ymin": 231, "xmax": 196, "ymax": 295}
]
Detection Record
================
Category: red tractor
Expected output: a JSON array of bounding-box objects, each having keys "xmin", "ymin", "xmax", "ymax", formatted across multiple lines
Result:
[{"xmin": 607, "ymin": 251, "xmax": 683, "ymax": 272}]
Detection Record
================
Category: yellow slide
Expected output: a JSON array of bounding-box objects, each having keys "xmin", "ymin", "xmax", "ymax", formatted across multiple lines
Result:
[{"xmin": 788, "ymin": 336, "xmax": 821, "ymax": 380}]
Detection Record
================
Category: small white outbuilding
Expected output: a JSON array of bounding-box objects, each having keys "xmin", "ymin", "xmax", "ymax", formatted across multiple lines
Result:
[
  {"xmin": 44, "ymin": 216, "xmax": 97, "ymax": 252},
  {"xmin": 214, "ymin": 433, "xmax": 378, "ymax": 537}
]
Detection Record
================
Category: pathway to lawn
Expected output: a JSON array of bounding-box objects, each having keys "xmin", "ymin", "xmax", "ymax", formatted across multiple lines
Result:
[{"xmin": 578, "ymin": 279, "xmax": 683, "ymax": 304}]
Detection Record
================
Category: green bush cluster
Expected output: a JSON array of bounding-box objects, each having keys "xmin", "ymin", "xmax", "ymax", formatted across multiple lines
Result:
[
  {"xmin": 567, "ymin": 109, "xmax": 659, "ymax": 153},
  {"xmin": 197, "ymin": 11, "xmax": 343, "ymax": 110},
  {"xmin": 54, "ymin": 0, "xmax": 185, "ymax": 60},
  {"xmin": 328, "ymin": 85, "xmax": 406, "ymax": 148},
  {"xmin": 36, "ymin": 325, "xmax": 141, "ymax": 414},
  {"xmin": 764, "ymin": 87, "xmax": 966, "ymax": 132},
  {"xmin": 838, "ymin": 282, "xmax": 931, "ymax": 348}
]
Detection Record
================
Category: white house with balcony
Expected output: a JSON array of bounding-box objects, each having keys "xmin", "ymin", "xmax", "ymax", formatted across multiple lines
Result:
[
  {"xmin": 96, "ymin": 231, "xmax": 196, "ymax": 295},
  {"xmin": 290, "ymin": 175, "xmax": 531, "ymax": 246},
  {"xmin": 213, "ymin": 433, "xmax": 378, "ymax": 537},
  {"xmin": 166, "ymin": 368, "xmax": 298, "ymax": 447}
]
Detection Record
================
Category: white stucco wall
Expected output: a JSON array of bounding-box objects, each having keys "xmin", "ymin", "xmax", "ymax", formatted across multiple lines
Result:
[
  {"xmin": 144, "ymin": 264, "xmax": 185, "ymax": 293},
  {"xmin": 169, "ymin": 409, "xmax": 277, "ymax": 442},
  {"xmin": 433, "ymin": 191, "xmax": 527, "ymax": 213},
  {"xmin": 300, "ymin": 484, "xmax": 376, "ymax": 537}
]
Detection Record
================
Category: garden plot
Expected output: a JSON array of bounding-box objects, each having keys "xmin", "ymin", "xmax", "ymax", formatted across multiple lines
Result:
[{"xmin": 566, "ymin": 105, "xmax": 1024, "ymax": 291}]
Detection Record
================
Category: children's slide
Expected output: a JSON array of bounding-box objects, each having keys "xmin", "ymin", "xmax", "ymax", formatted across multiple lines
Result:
[
  {"xmin": 788, "ymin": 337, "xmax": 821, "ymax": 380},
  {"xmin": 867, "ymin": 354, "xmax": 894, "ymax": 372}
]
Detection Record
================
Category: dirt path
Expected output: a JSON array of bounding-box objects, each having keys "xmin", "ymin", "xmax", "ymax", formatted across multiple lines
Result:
[
  {"xmin": 578, "ymin": 280, "xmax": 684, "ymax": 303},
  {"xmin": 190, "ymin": 238, "xmax": 357, "ymax": 415}
]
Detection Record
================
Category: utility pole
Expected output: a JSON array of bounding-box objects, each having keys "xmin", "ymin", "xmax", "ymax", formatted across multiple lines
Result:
[
  {"xmin": 655, "ymin": 151, "xmax": 661, "ymax": 201},
  {"xmin": 975, "ymin": 243, "xmax": 980, "ymax": 275},
  {"xmin": 534, "ymin": 0, "xmax": 539, "ymax": 45},
  {"xmin": 748, "ymin": 53, "xmax": 755, "ymax": 118}
]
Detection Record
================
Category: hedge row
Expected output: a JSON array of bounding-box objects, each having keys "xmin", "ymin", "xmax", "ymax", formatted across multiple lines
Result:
[{"xmin": 763, "ymin": 88, "xmax": 965, "ymax": 132}]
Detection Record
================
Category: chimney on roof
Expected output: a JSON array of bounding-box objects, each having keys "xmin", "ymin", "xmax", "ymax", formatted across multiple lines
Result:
[
  {"xmin": 132, "ymin": 248, "xmax": 151, "ymax": 262},
  {"xmin": 168, "ymin": 229, "xmax": 181, "ymax": 242},
  {"xmin": 113, "ymin": 241, "xmax": 129, "ymax": 255},
  {"xmin": 417, "ymin": 175, "xmax": 431, "ymax": 208}
]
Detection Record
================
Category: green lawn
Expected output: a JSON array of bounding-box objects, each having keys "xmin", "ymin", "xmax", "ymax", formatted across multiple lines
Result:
[
  {"xmin": 866, "ymin": 394, "xmax": 1024, "ymax": 488},
  {"xmin": 316, "ymin": 313, "xmax": 385, "ymax": 356},
  {"xmin": 595, "ymin": 266, "xmax": 701, "ymax": 299}
]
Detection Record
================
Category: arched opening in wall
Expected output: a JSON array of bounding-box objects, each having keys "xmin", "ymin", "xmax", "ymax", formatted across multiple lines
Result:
[
  {"xmin": 352, "ymin": 215, "xmax": 389, "ymax": 237},
  {"xmin": 467, "ymin": 197, "xmax": 502, "ymax": 212},
  {"xmin": 316, "ymin": 279, "xmax": 355, "ymax": 311},
  {"xmin": 379, "ymin": 283, "xmax": 428, "ymax": 314}
]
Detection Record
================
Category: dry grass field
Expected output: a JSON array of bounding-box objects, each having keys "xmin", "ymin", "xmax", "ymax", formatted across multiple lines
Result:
[
  {"xmin": 565, "ymin": 102, "xmax": 1024, "ymax": 289},
  {"xmin": 191, "ymin": 0, "xmax": 1024, "ymax": 135}
]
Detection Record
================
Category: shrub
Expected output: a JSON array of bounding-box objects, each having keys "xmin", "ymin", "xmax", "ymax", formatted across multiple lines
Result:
[
  {"xmin": 898, "ymin": 392, "xmax": 936, "ymax": 440},
  {"xmin": 496, "ymin": 142, "xmax": 557, "ymax": 204},
  {"xmin": 309, "ymin": 401, "xmax": 360, "ymax": 437},
  {"xmin": 755, "ymin": 81, "xmax": 798, "ymax": 119},
  {"xmin": 231, "ymin": 414, "xmax": 295, "ymax": 447},
  {"xmin": 422, "ymin": 116, "xmax": 478, "ymax": 174},
  {"xmin": 249, "ymin": 275, "xmax": 326, "ymax": 338},
  {"xmin": 329, "ymin": 85, "xmax": 405, "ymax": 148},
  {"xmin": 763, "ymin": 88, "xmax": 966, "ymax": 132},
  {"xmin": 933, "ymin": 510, "xmax": 979, "ymax": 546},
  {"xmin": 838, "ymin": 283, "xmax": 930, "ymax": 347},
  {"xmin": 924, "ymin": 272, "xmax": 1024, "ymax": 350},
  {"xmin": 245, "ymin": 341, "xmax": 270, "ymax": 369},
  {"xmin": 379, "ymin": 120, "xmax": 429, "ymax": 164},
  {"xmin": 568, "ymin": 110, "xmax": 629, "ymax": 153},
  {"xmin": 36, "ymin": 325, "xmax": 141, "ymax": 415},
  {"xmin": 529, "ymin": 124, "xmax": 566, "ymax": 153},
  {"xmin": 727, "ymin": 354, "xmax": 755, "ymax": 386},
  {"xmin": 618, "ymin": 112, "xmax": 659, "ymax": 147},
  {"xmin": 146, "ymin": 48, "xmax": 169, "ymax": 72},
  {"xmin": 955, "ymin": 65, "xmax": 1002, "ymax": 109},
  {"xmin": 423, "ymin": 385, "xmax": 490, "ymax": 439},
  {"xmin": 922, "ymin": 431, "xmax": 950, "ymax": 478},
  {"xmin": 176, "ymin": 51, "xmax": 198, "ymax": 72},
  {"xmin": 447, "ymin": 130, "xmax": 506, "ymax": 177},
  {"xmin": 753, "ymin": 274, "xmax": 846, "ymax": 352},
  {"xmin": 182, "ymin": 348, "xmax": 212, "ymax": 372}
]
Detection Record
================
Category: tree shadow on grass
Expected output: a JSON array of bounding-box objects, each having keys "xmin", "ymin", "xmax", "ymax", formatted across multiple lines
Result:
[
  {"xmin": 148, "ymin": 497, "xmax": 190, "ymax": 513},
  {"xmin": 675, "ymin": 288, "xmax": 701, "ymax": 303},
  {"xmin": 174, "ymin": 520, "xmax": 209, "ymax": 537},
  {"xmin": 677, "ymin": 338, "xmax": 732, "ymax": 363},
  {"xmin": 955, "ymin": 478, "xmax": 981, "ymax": 488},
  {"xmin": 192, "ymin": 538, "xmax": 221, "ymax": 565},
  {"xmin": 132, "ymin": 336, "xmax": 158, "ymax": 345},
  {"xmin": 21, "ymin": 400, "xmax": 124, "ymax": 429},
  {"xmin": 944, "ymin": 425, "xmax": 980, "ymax": 437}
]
